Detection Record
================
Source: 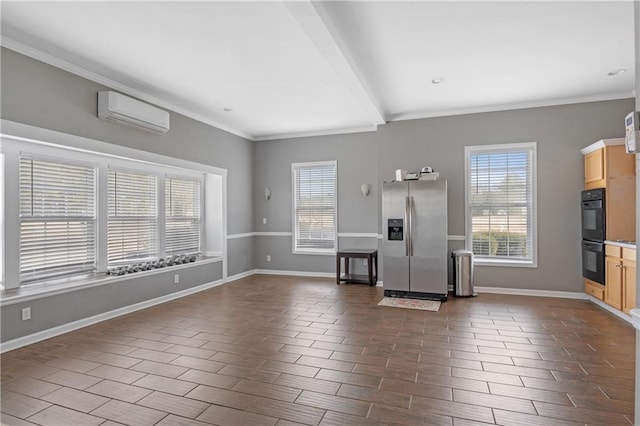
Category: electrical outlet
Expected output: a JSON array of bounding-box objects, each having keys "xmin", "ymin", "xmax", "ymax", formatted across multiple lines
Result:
[
  {"xmin": 263, "ymin": 217, "xmax": 267, "ymax": 224},
  {"xmin": 363, "ymin": 259, "xmax": 368, "ymax": 266},
  {"xmin": 174, "ymin": 274, "xmax": 180, "ymax": 284},
  {"xmin": 21, "ymin": 307, "xmax": 31, "ymax": 321},
  {"xmin": 266, "ymin": 255, "xmax": 271, "ymax": 262}
]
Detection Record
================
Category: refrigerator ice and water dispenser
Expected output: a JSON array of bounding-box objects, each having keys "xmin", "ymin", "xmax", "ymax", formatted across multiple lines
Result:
[{"xmin": 387, "ymin": 219, "xmax": 404, "ymax": 241}]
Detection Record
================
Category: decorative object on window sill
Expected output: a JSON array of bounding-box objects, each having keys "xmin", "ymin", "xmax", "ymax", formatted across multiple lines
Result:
[
  {"xmin": 361, "ymin": 184, "xmax": 370, "ymax": 197},
  {"xmin": 264, "ymin": 187, "xmax": 272, "ymax": 200},
  {"xmin": 107, "ymin": 254, "xmax": 197, "ymax": 275}
]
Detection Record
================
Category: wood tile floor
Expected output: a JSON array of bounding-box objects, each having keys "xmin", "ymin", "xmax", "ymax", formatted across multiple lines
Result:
[{"xmin": 1, "ymin": 275, "xmax": 636, "ymax": 425}]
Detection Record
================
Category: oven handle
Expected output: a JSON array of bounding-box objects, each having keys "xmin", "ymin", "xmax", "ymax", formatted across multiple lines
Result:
[
  {"xmin": 582, "ymin": 200, "xmax": 603, "ymax": 209},
  {"xmin": 582, "ymin": 240, "xmax": 603, "ymax": 251}
]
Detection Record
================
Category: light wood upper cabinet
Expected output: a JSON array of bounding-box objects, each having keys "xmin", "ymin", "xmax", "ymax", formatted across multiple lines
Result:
[{"xmin": 584, "ymin": 149, "xmax": 604, "ymax": 185}]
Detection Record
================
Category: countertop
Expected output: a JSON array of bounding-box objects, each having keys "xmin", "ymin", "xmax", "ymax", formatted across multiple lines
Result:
[{"xmin": 605, "ymin": 240, "xmax": 637, "ymax": 249}]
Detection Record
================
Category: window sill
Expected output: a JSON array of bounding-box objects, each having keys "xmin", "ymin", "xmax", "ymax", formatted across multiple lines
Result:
[
  {"xmin": 293, "ymin": 250, "xmax": 336, "ymax": 256},
  {"xmin": 0, "ymin": 256, "xmax": 223, "ymax": 307},
  {"xmin": 474, "ymin": 258, "xmax": 537, "ymax": 268}
]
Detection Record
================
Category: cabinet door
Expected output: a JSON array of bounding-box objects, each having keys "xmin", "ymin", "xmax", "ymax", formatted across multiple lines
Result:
[
  {"xmin": 623, "ymin": 260, "xmax": 636, "ymax": 314},
  {"xmin": 605, "ymin": 256, "xmax": 623, "ymax": 310},
  {"xmin": 584, "ymin": 149, "xmax": 604, "ymax": 184}
]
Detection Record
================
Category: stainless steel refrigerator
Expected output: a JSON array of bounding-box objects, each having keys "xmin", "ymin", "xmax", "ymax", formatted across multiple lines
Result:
[{"xmin": 382, "ymin": 179, "xmax": 448, "ymax": 301}]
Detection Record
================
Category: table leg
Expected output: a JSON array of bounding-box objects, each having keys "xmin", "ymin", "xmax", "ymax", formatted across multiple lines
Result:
[
  {"xmin": 374, "ymin": 253, "xmax": 378, "ymax": 286},
  {"xmin": 336, "ymin": 255, "xmax": 341, "ymax": 285},
  {"xmin": 367, "ymin": 254, "xmax": 373, "ymax": 286}
]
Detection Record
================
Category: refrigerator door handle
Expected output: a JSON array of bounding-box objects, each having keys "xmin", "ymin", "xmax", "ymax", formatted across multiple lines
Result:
[
  {"xmin": 405, "ymin": 196, "xmax": 410, "ymax": 256},
  {"xmin": 409, "ymin": 196, "xmax": 414, "ymax": 256}
]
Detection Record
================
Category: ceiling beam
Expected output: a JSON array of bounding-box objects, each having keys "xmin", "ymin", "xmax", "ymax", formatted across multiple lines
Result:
[{"xmin": 284, "ymin": 1, "xmax": 386, "ymax": 126}]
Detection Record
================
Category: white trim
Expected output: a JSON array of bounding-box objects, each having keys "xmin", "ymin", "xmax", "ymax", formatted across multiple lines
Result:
[
  {"xmin": 377, "ymin": 234, "xmax": 383, "ymax": 240},
  {"xmin": 475, "ymin": 286, "xmax": 587, "ymax": 299},
  {"xmin": 447, "ymin": 235, "xmax": 466, "ymax": 241},
  {"xmin": 474, "ymin": 259, "xmax": 537, "ymax": 268},
  {"xmin": 255, "ymin": 232, "xmax": 293, "ymax": 237},
  {"xmin": 579, "ymin": 138, "xmax": 626, "ymax": 155},
  {"xmin": 464, "ymin": 142, "xmax": 538, "ymax": 268},
  {"xmin": 0, "ymin": 278, "xmax": 226, "ymax": 353},
  {"xmin": 1, "ymin": 121, "xmax": 226, "ymax": 177},
  {"xmin": 227, "ymin": 232, "xmax": 255, "ymax": 240},
  {"xmin": 254, "ymin": 269, "xmax": 335, "ymax": 278},
  {"xmin": 588, "ymin": 296, "xmax": 633, "ymax": 324},
  {"xmin": 225, "ymin": 269, "xmax": 256, "ymax": 283},
  {"xmin": 292, "ymin": 160, "xmax": 338, "ymax": 255},
  {"xmin": 387, "ymin": 92, "xmax": 634, "ymax": 123},
  {"xmin": 0, "ymin": 257, "xmax": 223, "ymax": 307},
  {"xmin": 231, "ymin": 231, "xmax": 380, "ymax": 239},
  {"xmin": 254, "ymin": 125, "xmax": 378, "ymax": 141},
  {"xmin": 0, "ymin": 37, "xmax": 253, "ymax": 141}
]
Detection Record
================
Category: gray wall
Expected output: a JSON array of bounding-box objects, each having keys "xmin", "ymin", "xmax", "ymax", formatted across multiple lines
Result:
[
  {"xmin": 1, "ymin": 261, "xmax": 223, "ymax": 342},
  {"xmin": 1, "ymin": 48, "xmax": 254, "ymax": 343},
  {"xmin": 255, "ymin": 98, "xmax": 635, "ymax": 292},
  {"xmin": 253, "ymin": 132, "xmax": 379, "ymax": 273}
]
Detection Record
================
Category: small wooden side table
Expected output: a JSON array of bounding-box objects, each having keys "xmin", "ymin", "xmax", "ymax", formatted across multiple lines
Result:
[{"xmin": 336, "ymin": 249, "xmax": 378, "ymax": 286}]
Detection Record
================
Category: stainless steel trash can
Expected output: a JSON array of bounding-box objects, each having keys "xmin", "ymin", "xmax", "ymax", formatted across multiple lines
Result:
[{"xmin": 452, "ymin": 250, "xmax": 476, "ymax": 297}]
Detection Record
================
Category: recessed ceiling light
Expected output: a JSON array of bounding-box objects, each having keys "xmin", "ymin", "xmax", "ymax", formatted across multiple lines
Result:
[
  {"xmin": 607, "ymin": 69, "xmax": 626, "ymax": 76},
  {"xmin": 431, "ymin": 77, "xmax": 444, "ymax": 84},
  {"xmin": 223, "ymin": 107, "xmax": 233, "ymax": 112}
]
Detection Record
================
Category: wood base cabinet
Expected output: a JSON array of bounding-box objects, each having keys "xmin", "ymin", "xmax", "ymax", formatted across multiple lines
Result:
[
  {"xmin": 604, "ymin": 245, "xmax": 636, "ymax": 314},
  {"xmin": 584, "ymin": 279, "xmax": 604, "ymax": 300},
  {"xmin": 622, "ymin": 258, "xmax": 636, "ymax": 314},
  {"xmin": 605, "ymin": 255, "xmax": 623, "ymax": 310}
]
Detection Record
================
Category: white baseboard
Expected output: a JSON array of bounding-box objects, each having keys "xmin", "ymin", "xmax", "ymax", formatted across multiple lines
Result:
[
  {"xmin": 475, "ymin": 286, "xmax": 588, "ymax": 300},
  {"xmin": 587, "ymin": 296, "xmax": 632, "ymax": 324},
  {"xmin": 226, "ymin": 269, "xmax": 256, "ymax": 282},
  {"xmin": 0, "ymin": 278, "xmax": 225, "ymax": 354}
]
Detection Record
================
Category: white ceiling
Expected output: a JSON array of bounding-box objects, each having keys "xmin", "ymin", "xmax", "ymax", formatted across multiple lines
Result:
[{"xmin": 1, "ymin": 1, "xmax": 636, "ymax": 141}]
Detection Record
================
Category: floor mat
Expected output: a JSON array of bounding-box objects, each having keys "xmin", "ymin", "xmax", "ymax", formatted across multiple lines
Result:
[{"xmin": 377, "ymin": 297, "xmax": 441, "ymax": 311}]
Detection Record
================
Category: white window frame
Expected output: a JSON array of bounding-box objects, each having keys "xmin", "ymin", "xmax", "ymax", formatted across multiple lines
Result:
[
  {"xmin": 0, "ymin": 120, "xmax": 226, "ymax": 290},
  {"xmin": 291, "ymin": 160, "xmax": 338, "ymax": 255},
  {"xmin": 18, "ymin": 153, "xmax": 98, "ymax": 282},
  {"xmin": 106, "ymin": 167, "xmax": 160, "ymax": 266},
  {"xmin": 464, "ymin": 142, "xmax": 537, "ymax": 268}
]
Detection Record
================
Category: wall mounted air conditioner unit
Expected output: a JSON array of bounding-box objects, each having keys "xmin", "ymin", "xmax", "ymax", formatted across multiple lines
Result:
[{"xmin": 98, "ymin": 91, "xmax": 170, "ymax": 134}]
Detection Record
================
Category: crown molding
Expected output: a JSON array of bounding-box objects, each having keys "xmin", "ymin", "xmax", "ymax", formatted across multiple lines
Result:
[
  {"xmin": 1, "ymin": 36, "xmax": 254, "ymax": 141},
  {"xmin": 387, "ymin": 92, "xmax": 635, "ymax": 123}
]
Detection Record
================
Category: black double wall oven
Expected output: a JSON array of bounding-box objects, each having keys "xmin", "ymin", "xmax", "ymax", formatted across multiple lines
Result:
[{"xmin": 581, "ymin": 188, "xmax": 605, "ymax": 284}]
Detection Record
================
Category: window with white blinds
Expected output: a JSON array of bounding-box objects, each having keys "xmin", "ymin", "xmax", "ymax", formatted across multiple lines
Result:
[
  {"xmin": 166, "ymin": 178, "xmax": 201, "ymax": 255},
  {"xmin": 465, "ymin": 142, "xmax": 537, "ymax": 265},
  {"xmin": 292, "ymin": 161, "xmax": 337, "ymax": 254},
  {"xmin": 108, "ymin": 169, "xmax": 158, "ymax": 264},
  {"xmin": 19, "ymin": 157, "xmax": 97, "ymax": 281}
]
